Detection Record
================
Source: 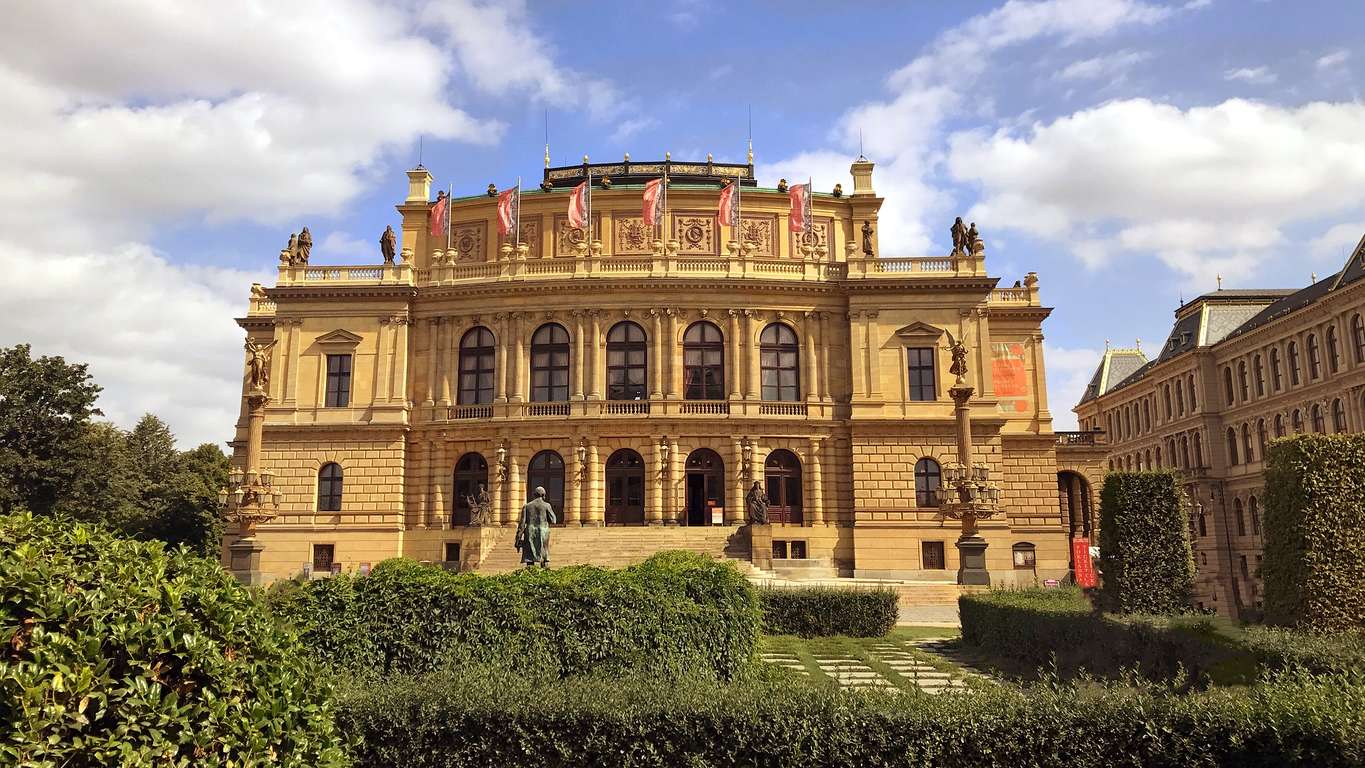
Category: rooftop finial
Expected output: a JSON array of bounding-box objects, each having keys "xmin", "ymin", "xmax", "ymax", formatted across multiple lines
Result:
[
  {"xmin": 544, "ymin": 144, "xmax": 550, "ymax": 168},
  {"xmin": 1216, "ymin": 273, "xmax": 1223, "ymax": 290},
  {"xmin": 665, "ymin": 150, "xmax": 671, "ymax": 161},
  {"xmin": 747, "ymin": 105, "xmax": 754, "ymax": 164},
  {"xmin": 624, "ymin": 152, "xmax": 630, "ymax": 161},
  {"xmin": 544, "ymin": 109, "xmax": 550, "ymax": 168},
  {"xmin": 1311, "ymin": 272, "xmax": 1318, "ymax": 283},
  {"xmin": 1135, "ymin": 338, "xmax": 1142, "ymax": 350},
  {"xmin": 707, "ymin": 152, "xmax": 713, "ymax": 162},
  {"xmin": 583, "ymin": 154, "xmax": 589, "ymax": 164},
  {"xmin": 1105, "ymin": 338, "xmax": 1111, "ymax": 350}
]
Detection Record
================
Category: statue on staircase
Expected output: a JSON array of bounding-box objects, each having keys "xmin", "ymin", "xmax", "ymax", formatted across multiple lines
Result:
[
  {"xmin": 515, "ymin": 486, "xmax": 556, "ymax": 568},
  {"xmin": 745, "ymin": 481, "xmax": 769, "ymax": 525}
]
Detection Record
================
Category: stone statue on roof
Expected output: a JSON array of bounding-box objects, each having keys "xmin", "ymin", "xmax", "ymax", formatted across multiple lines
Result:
[
  {"xmin": 295, "ymin": 227, "xmax": 313, "ymax": 265},
  {"xmin": 950, "ymin": 217, "xmax": 968, "ymax": 256},
  {"xmin": 966, "ymin": 222, "xmax": 981, "ymax": 255},
  {"xmin": 862, "ymin": 220, "xmax": 874, "ymax": 255},
  {"xmin": 380, "ymin": 225, "xmax": 397, "ymax": 264},
  {"xmin": 944, "ymin": 329, "xmax": 969, "ymax": 383}
]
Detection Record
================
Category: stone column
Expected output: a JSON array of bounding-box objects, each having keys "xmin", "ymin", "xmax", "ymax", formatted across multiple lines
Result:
[
  {"xmin": 571, "ymin": 310, "xmax": 585, "ymax": 401},
  {"xmin": 818, "ymin": 311, "xmax": 831, "ymax": 402},
  {"xmin": 588, "ymin": 310, "xmax": 603, "ymax": 400},
  {"xmin": 507, "ymin": 441, "xmax": 523, "ymax": 525},
  {"xmin": 424, "ymin": 318, "xmax": 439, "ymax": 406},
  {"xmin": 849, "ymin": 311, "xmax": 865, "ymax": 398},
  {"xmin": 808, "ymin": 437, "xmax": 825, "ymax": 525},
  {"xmin": 744, "ymin": 310, "xmax": 759, "ymax": 399},
  {"xmin": 490, "ymin": 438, "xmax": 506, "ymax": 526},
  {"xmin": 510, "ymin": 313, "xmax": 524, "ymax": 403},
  {"xmin": 430, "ymin": 438, "xmax": 447, "ymax": 529},
  {"xmin": 649, "ymin": 309, "xmax": 664, "ymax": 400},
  {"xmin": 665, "ymin": 308, "xmax": 679, "ymax": 399},
  {"xmin": 587, "ymin": 441, "xmax": 603, "ymax": 525},
  {"xmin": 373, "ymin": 317, "xmax": 390, "ymax": 404},
  {"xmin": 669, "ymin": 436, "xmax": 683, "ymax": 524},
  {"xmin": 494, "ymin": 313, "xmax": 508, "ymax": 403},
  {"xmin": 727, "ymin": 309, "xmax": 741, "ymax": 400},
  {"xmin": 438, "ymin": 318, "xmax": 452, "ymax": 407},
  {"xmin": 864, "ymin": 311, "xmax": 882, "ymax": 399},
  {"xmin": 269, "ymin": 327, "xmax": 287, "ymax": 404},
  {"xmin": 804, "ymin": 312, "xmax": 819, "ymax": 402},
  {"xmin": 647, "ymin": 438, "xmax": 665, "ymax": 525},
  {"xmin": 390, "ymin": 317, "xmax": 410, "ymax": 403},
  {"xmin": 728, "ymin": 437, "xmax": 745, "ymax": 525},
  {"xmin": 282, "ymin": 320, "xmax": 301, "ymax": 406}
]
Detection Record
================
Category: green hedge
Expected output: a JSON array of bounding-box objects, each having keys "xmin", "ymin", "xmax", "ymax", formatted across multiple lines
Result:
[
  {"xmin": 1263, "ymin": 434, "xmax": 1365, "ymax": 630},
  {"xmin": 335, "ymin": 664, "xmax": 1365, "ymax": 768},
  {"xmin": 759, "ymin": 586, "xmax": 898, "ymax": 637},
  {"xmin": 0, "ymin": 512, "xmax": 348, "ymax": 767},
  {"xmin": 268, "ymin": 550, "xmax": 760, "ymax": 681},
  {"xmin": 1099, "ymin": 471, "xmax": 1194, "ymax": 614}
]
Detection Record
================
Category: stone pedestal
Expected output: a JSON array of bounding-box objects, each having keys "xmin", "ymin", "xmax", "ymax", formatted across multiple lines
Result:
[
  {"xmin": 955, "ymin": 535, "xmax": 990, "ymax": 586},
  {"xmin": 228, "ymin": 537, "xmax": 269, "ymax": 586},
  {"xmin": 749, "ymin": 524, "xmax": 773, "ymax": 571}
]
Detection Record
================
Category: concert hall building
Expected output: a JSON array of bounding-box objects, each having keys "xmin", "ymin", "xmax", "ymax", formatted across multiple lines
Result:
[{"xmin": 225, "ymin": 153, "xmax": 1082, "ymax": 585}]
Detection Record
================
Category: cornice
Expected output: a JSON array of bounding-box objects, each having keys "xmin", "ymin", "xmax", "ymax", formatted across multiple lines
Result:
[{"xmin": 267, "ymin": 285, "xmax": 419, "ymax": 301}]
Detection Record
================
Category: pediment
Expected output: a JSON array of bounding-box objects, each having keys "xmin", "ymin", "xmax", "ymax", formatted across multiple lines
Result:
[
  {"xmin": 893, "ymin": 322, "xmax": 945, "ymax": 341},
  {"xmin": 315, "ymin": 329, "xmax": 363, "ymax": 345}
]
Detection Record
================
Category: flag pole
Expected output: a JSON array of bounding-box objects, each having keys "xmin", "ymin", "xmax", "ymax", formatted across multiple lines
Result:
[
  {"xmin": 447, "ymin": 183, "xmax": 453, "ymax": 251},
  {"xmin": 515, "ymin": 176, "xmax": 521, "ymax": 249}
]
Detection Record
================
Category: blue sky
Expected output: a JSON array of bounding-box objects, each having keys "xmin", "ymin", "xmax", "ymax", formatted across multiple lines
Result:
[{"xmin": 2, "ymin": 0, "xmax": 1364, "ymax": 446}]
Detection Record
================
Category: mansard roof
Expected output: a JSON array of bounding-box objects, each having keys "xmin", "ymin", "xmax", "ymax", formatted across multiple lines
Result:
[{"xmin": 1079, "ymin": 347, "xmax": 1148, "ymax": 404}]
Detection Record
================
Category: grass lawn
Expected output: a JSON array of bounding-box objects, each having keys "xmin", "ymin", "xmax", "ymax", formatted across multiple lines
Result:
[{"xmin": 760, "ymin": 626, "xmax": 978, "ymax": 691}]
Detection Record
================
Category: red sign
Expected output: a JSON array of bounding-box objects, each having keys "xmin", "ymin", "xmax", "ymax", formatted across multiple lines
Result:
[{"xmin": 1072, "ymin": 538, "xmax": 1097, "ymax": 588}]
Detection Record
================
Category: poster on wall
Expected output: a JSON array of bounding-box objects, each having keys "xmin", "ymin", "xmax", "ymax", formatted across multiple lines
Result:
[
  {"xmin": 1072, "ymin": 538, "xmax": 1097, "ymax": 588},
  {"xmin": 992, "ymin": 341, "xmax": 1030, "ymax": 414}
]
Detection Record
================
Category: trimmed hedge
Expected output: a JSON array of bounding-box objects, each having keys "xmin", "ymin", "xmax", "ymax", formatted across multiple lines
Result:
[
  {"xmin": 268, "ymin": 550, "xmax": 759, "ymax": 681},
  {"xmin": 759, "ymin": 586, "xmax": 899, "ymax": 637},
  {"xmin": 0, "ymin": 512, "xmax": 348, "ymax": 767},
  {"xmin": 1263, "ymin": 434, "xmax": 1365, "ymax": 630},
  {"xmin": 335, "ymin": 664, "xmax": 1365, "ymax": 768},
  {"xmin": 1099, "ymin": 471, "xmax": 1194, "ymax": 614}
]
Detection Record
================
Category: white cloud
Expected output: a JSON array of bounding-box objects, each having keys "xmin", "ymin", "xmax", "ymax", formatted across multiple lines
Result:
[
  {"xmin": 1317, "ymin": 49, "xmax": 1350, "ymax": 71},
  {"xmin": 319, "ymin": 231, "xmax": 378, "ymax": 261},
  {"xmin": 947, "ymin": 98, "xmax": 1365, "ymax": 282},
  {"xmin": 610, "ymin": 117, "xmax": 658, "ymax": 144},
  {"xmin": 1224, "ymin": 66, "xmax": 1277, "ymax": 85},
  {"xmin": 1056, "ymin": 49, "xmax": 1151, "ymax": 81},
  {"xmin": 1044, "ymin": 343, "xmax": 1103, "ymax": 429},
  {"xmin": 1308, "ymin": 221, "xmax": 1365, "ymax": 263}
]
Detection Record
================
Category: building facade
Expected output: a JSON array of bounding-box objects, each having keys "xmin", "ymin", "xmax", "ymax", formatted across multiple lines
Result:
[
  {"xmin": 1069, "ymin": 246, "xmax": 1365, "ymax": 616},
  {"xmin": 225, "ymin": 156, "xmax": 1074, "ymax": 585}
]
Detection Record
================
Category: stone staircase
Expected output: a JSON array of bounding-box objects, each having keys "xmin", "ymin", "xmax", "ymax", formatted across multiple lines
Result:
[{"xmin": 474, "ymin": 525, "xmax": 751, "ymax": 574}]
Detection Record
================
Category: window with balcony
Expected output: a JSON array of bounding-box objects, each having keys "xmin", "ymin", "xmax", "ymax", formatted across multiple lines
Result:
[
  {"xmin": 606, "ymin": 321, "xmax": 648, "ymax": 401},
  {"xmin": 317, "ymin": 463, "xmax": 343, "ymax": 512},
  {"xmin": 682, "ymin": 321, "xmax": 724, "ymax": 400},
  {"xmin": 759, "ymin": 323, "xmax": 800, "ymax": 402},
  {"xmin": 458, "ymin": 327, "xmax": 496, "ymax": 405},
  {"xmin": 325, "ymin": 354, "xmax": 352, "ymax": 407},
  {"xmin": 530, "ymin": 323, "xmax": 570, "ymax": 402},
  {"xmin": 907, "ymin": 347, "xmax": 937, "ymax": 401},
  {"xmin": 914, "ymin": 458, "xmax": 941, "ymax": 508}
]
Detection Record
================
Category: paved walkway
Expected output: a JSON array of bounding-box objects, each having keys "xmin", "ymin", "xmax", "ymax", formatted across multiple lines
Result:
[
  {"xmin": 898, "ymin": 605, "xmax": 960, "ymax": 627},
  {"xmin": 761, "ymin": 636, "xmax": 987, "ymax": 695}
]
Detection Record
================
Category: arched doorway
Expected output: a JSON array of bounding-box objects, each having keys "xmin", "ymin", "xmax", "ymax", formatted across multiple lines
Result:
[
  {"xmin": 527, "ymin": 451, "xmax": 565, "ymax": 519},
  {"xmin": 1057, "ymin": 471, "xmax": 1093, "ymax": 540},
  {"xmin": 452, "ymin": 452, "xmax": 488, "ymax": 526},
  {"xmin": 764, "ymin": 449, "xmax": 802, "ymax": 524},
  {"xmin": 684, "ymin": 448, "xmax": 725, "ymax": 526},
  {"xmin": 605, "ymin": 449, "xmax": 645, "ymax": 525}
]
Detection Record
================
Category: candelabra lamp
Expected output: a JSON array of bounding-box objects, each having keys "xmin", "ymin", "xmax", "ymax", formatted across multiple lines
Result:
[
  {"xmin": 931, "ymin": 460, "xmax": 1005, "ymax": 586},
  {"xmin": 219, "ymin": 379, "xmax": 281, "ymax": 585}
]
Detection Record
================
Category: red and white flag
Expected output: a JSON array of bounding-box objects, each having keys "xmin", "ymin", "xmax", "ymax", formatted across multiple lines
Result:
[
  {"xmin": 718, "ymin": 180, "xmax": 739, "ymax": 227},
  {"xmin": 497, "ymin": 186, "xmax": 519, "ymax": 236},
  {"xmin": 429, "ymin": 193, "xmax": 449, "ymax": 237},
  {"xmin": 567, "ymin": 179, "xmax": 589, "ymax": 230},
  {"xmin": 642, "ymin": 178, "xmax": 665, "ymax": 228},
  {"xmin": 787, "ymin": 182, "xmax": 811, "ymax": 233}
]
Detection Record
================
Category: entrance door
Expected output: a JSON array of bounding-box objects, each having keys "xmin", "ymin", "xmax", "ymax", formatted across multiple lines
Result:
[
  {"xmin": 764, "ymin": 449, "xmax": 803, "ymax": 524},
  {"xmin": 451, "ymin": 453, "xmax": 488, "ymax": 526},
  {"xmin": 686, "ymin": 474, "xmax": 706, "ymax": 526},
  {"xmin": 605, "ymin": 449, "xmax": 645, "ymax": 525},
  {"xmin": 684, "ymin": 448, "xmax": 725, "ymax": 526}
]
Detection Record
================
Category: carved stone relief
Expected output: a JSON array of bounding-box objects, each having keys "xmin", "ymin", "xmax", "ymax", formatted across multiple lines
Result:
[
  {"xmin": 612, "ymin": 216, "xmax": 654, "ymax": 255},
  {"xmin": 789, "ymin": 217, "xmax": 831, "ymax": 255},
  {"xmin": 554, "ymin": 214, "xmax": 601, "ymax": 256},
  {"xmin": 451, "ymin": 221, "xmax": 486, "ymax": 261},
  {"xmin": 671, "ymin": 213, "xmax": 717, "ymax": 255},
  {"xmin": 738, "ymin": 215, "xmax": 776, "ymax": 257},
  {"xmin": 498, "ymin": 216, "xmax": 542, "ymax": 259}
]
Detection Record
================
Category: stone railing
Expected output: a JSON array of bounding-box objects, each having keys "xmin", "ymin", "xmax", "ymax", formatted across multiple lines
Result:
[
  {"xmin": 276, "ymin": 262, "xmax": 414, "ymax": 287},
  {"xmin": 1055, "ymin": 430, "xmax": 1106, "ymax": 447},
  {"xmin": 427, "ymin": 398, "xmax": 823, "ymax": 421}
]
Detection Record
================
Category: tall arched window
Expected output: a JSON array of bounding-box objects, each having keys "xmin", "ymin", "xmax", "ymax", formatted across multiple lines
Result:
[
  {"xmin": 684, "ymin": 449, "xmax": 725, "ymax": 526},
  {"xmin": 759, "ymin": 323, "xmax": 800, "ymax": 401},
  {"xmin": 914, "ymin": 458, "xmax": 941, "ymax": 508},
  {"xmin": 1274, "ymin": 413, "xmax": 1285, "ymax": 437},
  {"xmin": 1291, "ymin": 408, "xmax": 1304, "ymax": 433},
  {"xmin": 1307, "ymin": 333, "xmax": 1322, "ymax": 379},
  {"xmin": 1237, "ymin": 362, "xmax": 1249, "ymax": 402},
  {"xmin": 683, "ymin": 321, "xmax": 725, "ymax": 400},
  {"xmin": 1242, "ymin": 423, "xmax": 1253, "ymax": 463},
  {"xmin": 1353, "ymin": 314, "xmax": 1365, "ymax": 364},
  {"xmin": 604, "ymin": 449, "xmax": 645, "ymax": 525},
  {"xmin": 1326, "ymin": 325, "xmax": 1341, "ymax": 374},
  {"xmin": 1256, "ymin": 419, "xmax": 1267, "ymax": 459},
  {"xmin": 1253, "ymin": 354, "xmax": 1265, "ymax": 397},
  {"xmin": 1235, "ymin": 498, "xmax": 1246, "ymax": 537},
  {"xmin": 1187, "ymin": 373, "xmax": 1197, "ymax": 409},
  {"xmin": 1193, "ymin": 432, "xmax": 1203, "ymax": 467},
  {"xmin": 1180, "ymin": 436, "xmax": 1190, "ymax": 468},
  {"xmin": 1332, "ymin": 398, "xmax": 1347, "ymax": 433},
  {"xmin": 1288, "ymin": 341, "xmax": 1301, "ymax": 385},
  {"xmin": 606, "ymin": 321, "xmax": 648, "ymax": 401},
  {"xmin": 1175, "ymin": 379, "xmax": 1185, "ymax": 415},
  {"xmin": 1142, "ymin": 401, "xmax": 1151, "ymax": 433},
  {"xmin": 530, "ymin": 323, "xmax": 570, "ymax": 402},
  {"xmin": 1226, "ymin": 428, "xmax": 1239, "ymax": 466},
  {"xmin": 1250, "ymin": 496, "xmax": 1261, "ymax": 536},
  {"xmin": 764, "ymin": 450, "xmax": 802, "ymax": 523},
  {"xmin": 452, "ymin": 453, "xmax": 488, "ymax": 526},
  {"xmin": 1155, "ymin": 447, "xmax": 1162, "ymax": 468},
  {"xmin": 1311, "ymin": 404, "xmax": 1325, "ymax": 433},
  {"xmin": 317, "ymin": 463, "xmax": 343, "ymax": 512},
  {"xmin": 1270, "ymin": 348, "xmax": 1282, "ymax": 391},
  {"xmin": 1163, "ymin": 384, "xmax": 1172, "ymax": 420},
  {"xmin": 457, "ymin": 327, "xmax": 496, "ymax": 405},
  {"xmin": 1144, "ymin": 449, "xmax": 1152, "ymax": 469},
  {"xmin": 1223, "ymin": 367, "xmax": 1235, "ymax": 405},
  {"xmin": 527, "ymin": 450, "xmax": 565, "ymax": 516}
]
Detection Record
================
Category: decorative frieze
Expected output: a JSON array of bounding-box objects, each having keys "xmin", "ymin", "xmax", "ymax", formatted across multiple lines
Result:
[
  {"xmin": 451, "ymin": 221, "xmax": 486, "ymax": 262},
  {"xmin": 612, "ymin": 216, "xmax": 655, "ymax": 255},
  {"xmin": 671, "ymin": 213, "xmax": 717, "ymax": 255}
]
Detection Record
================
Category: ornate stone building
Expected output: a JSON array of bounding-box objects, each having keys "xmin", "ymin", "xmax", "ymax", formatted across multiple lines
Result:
[
  {"xmin": 225, "ymin": 155, "xmax": 1072, "ymax": 585},
  {"xmin": 1068, "ymin": 245, "xmax": 1365, "ymax": 616}
]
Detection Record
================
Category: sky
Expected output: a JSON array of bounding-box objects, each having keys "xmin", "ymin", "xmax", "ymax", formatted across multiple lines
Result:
[{"xmin": 2, "ymin": 0, "xmax": 1364, "ymax": 447}]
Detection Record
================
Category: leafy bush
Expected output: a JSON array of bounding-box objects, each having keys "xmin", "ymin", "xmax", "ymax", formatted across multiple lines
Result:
[
  {"xmin": 0, "ymin": 512, "xmax": 348, "ymax": 767},
  {"xmin": 269, "ymin": 550, "xmax": 760, "ymax": 681},
  {"xmin": 335, "ymin": 663, "xmax": 1365, "ymax": 768},
  {"xmin": 1099, "ymin": 471, "xmax": 1194, "ymax": 614},
  {"xmin": 1263, "ymin": 434, "xmax": 1365, "ymax": 631},
  {"xmin": 759, "ymin": 586, "xmax": 898, "ymax": 637}
]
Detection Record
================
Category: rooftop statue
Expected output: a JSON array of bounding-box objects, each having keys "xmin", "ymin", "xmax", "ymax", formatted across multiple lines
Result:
[
  {"xmin": 380, "ymin": 225, "xmax": 397, "ymax": 264},
  {"xmin": 950, "ymin": 217, "xmax": 968, "ymax": 256},
  {"xmin": 244, "ymin": 337, "xmax": 277, "ymax": 392},
  {"xmin": 295, "ymin": 227, "xmax": 312, "ymax": 265},
  {"xmin": 862, "ymin": 220, "xmax": 874, "ymax": 256},
  {"xmin": 745, "ymin": 481, "xmax": 769, "ymax": 525},
  {"xmin": 516, "ymin": 486, "xmax": 556, "ymax": 568},
  {"xmin": 966, "ymin": 222, "xmax": 981, "ymax": 255},
  {"xmin": 944, "ymin": 329, "xmax": 969, "ymax": 383}
]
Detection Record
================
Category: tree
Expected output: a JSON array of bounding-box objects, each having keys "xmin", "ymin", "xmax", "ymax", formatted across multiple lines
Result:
[{"xmin": 0, "ymin": 344, "xmax": 102, "ymax": 515}]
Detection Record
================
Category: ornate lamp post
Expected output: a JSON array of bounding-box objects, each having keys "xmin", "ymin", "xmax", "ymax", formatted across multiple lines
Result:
[
  {"xmin": 930, "ymin": 332, "xmax": 1004, "ymax": 585},
  {"xmin": 220, "ymin": 337, "xmax": 281, "ymax": 585}
]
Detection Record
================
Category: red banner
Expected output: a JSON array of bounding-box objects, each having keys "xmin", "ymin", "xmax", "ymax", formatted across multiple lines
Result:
[{"xmin": 1072, "ymin": 538, "xmax": 1097, "ymax": 588}]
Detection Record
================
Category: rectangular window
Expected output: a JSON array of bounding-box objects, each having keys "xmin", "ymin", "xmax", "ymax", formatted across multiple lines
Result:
[
  {"xmin": 772, "ymin": 540, "xmax": 789, "ymax": 560},
  {"xmin": 789, "ymin": 541, "xmax": 807, "ymax": 559},
  {"xmin": 443, "ymin": 542, "xmax": 461, "ymax": 564},
  {"xmin": 1012, "ymin": 547, "xmax": 1036, "ymax": 569},
  {"xmin": 907, "ymin": 347, "xmax": 937, "ymax": 401},
  {"xmin": 1239, "ymin": 555, "xmax": 1249, "ymax": 580},
  {"xmin": 312, "ymin": 544, "xmax": 334, "ymax": 573},
  {"xmin": 325, "ymin": 354, "xmax": 352, "ymax": 407},
  {"xmin": 922, "ymin": 541, "xmax": 945, "ymax": 570}
]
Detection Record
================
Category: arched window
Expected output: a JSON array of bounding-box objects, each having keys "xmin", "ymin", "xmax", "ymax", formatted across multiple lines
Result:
[
  {"xmin": 530, "ymin": 324, "xmax": 570, "ymax": 402},
  {"xmin": 1175, "ymin": 379, "xmax": 1185, "ymax": 415},
  {"xmin": 1326, "ymin": 325, "xmax": 1341, "ymax": 373},
  {"xmin": 1291, "ymin": 408, "xmax": 1304, "ymax": 433},
  {"xmin": 1143, "ymin": 401, "xmax": 1151, "ymax": 433},
  {"xmin": 317, "ymin": 463, "xmax": 343, "ymax": 512},
  {"xmin": 764, "ymin": 450, "xmax": 803, "ymax": 523},
  {"xmin": 606, "ymin": 321, "xmax": 648, "ymax": 401},
  {"xmin": 457, "ymin": 327, "xmax": 496, "ymax": 405},
  {"xmin": 1332, "ymin": 398, "xmax": 1347, "ymax": 433},
  {"xmin": 452, "ymin": 453, "xmax": 488, "ymax": 526},
  {"xmin": 1256, "ymin": 419, "xmax": 1267, "ymax": 459},
  {"xmin": 1250, "ymin": 496, "xmax": 1261, "ymax": 536},
  {"xmin": 684, "ymin": 449, "xmax": 725, "ymax": 526},
  {"xmin": 1353, "ymin": 314, "xmax": 1365, "ymax": 364},
  {"xmin": 1223, "ymin": 367, "xmax": 1235, "ymax": 405},
  {"xmin": 527, "ymin": 450, "xmax": 566, "ymax": 517},
  {"xmin": 1187, "ymin": 373, "xmax": 1197, "ymax": 410},
  {"xmin": 1242, "ymin": 424, "xmax": 1253, "ymax": 463},
  {"xmin": 1193, "ymin": 432, "xmax": 1203, "ymax": 467},
  {"xmin": 1253, "ymin": 355, "xmax": 1265, "ymax": 397},
  {"xmin": 683, "ymin": 321, "xmax": 725, "ymax": 400},
  {"xmin": 1274, "ymin": 413, "xmax": 1285, "ymax": 438},
  {"xmin": 1237, "ymin": 362, "xmax": 1249, "ymax": 402},
  {"xmin": 1123, "ymin": 408, "xmax": 1132, "ymax": 439},
  {"xmin": 1307, "ymin": 333, "xmax": 1322, "ymax": 379},
  {"xmin": 1155, "ymin": 447, "xmax": 1162, "ymax": 468},
  {"xmin": 1226, "ymin": 428, "xmax": 1239, "ymax": 466},
  {"xmin": 1311, "ymin": 404, "xmax": 1325, "ymax": 433},
  {"xmin": 759, "ymin": 324, "xmax": 800, "ymax": 401},
  {"xmin": 1180, "ymin": 436, "xmax": 1190, "ymax": 468},
  {"xmin": 604, "ymin": 449, "xmax": 645, "ymax": 525},
  {"xmin": 914, "ymin": 458, "xmax": 941, "ymax": 508},
  {"xmin": 1234, "ymin": 498, "xmax": 1246, "ymax": 537},
  {"xmin": 1144, "ymin": 449, "xmax": 1152, "ymax": 469},
  {"xmin": 1270, "ymin": 348, "xmax": 1282, "ymax": 391},
  {"xmin": 1163, "ymin": 384, "xmax": 1172, "ymax": 420},
  {"xmin": 1288, "ymin": 341, "xmax": 1301, "ymax": 385}
]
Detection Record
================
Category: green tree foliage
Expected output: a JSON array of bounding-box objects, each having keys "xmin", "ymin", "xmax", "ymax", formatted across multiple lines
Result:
[
  {"xmin": 0, "ymin": 344, "xmax": 103, "ymax": 515},
  {"xmin": 1099, "ymin": 471, "xmax": 1195, "ymax": 614},
  {"xmin": 0, "ymin": 512, "xmax": 350, "ymax": 766},
  {"xmin": 1263, "ymin": 434, "xmax": 1365, "ymax": 631}
]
